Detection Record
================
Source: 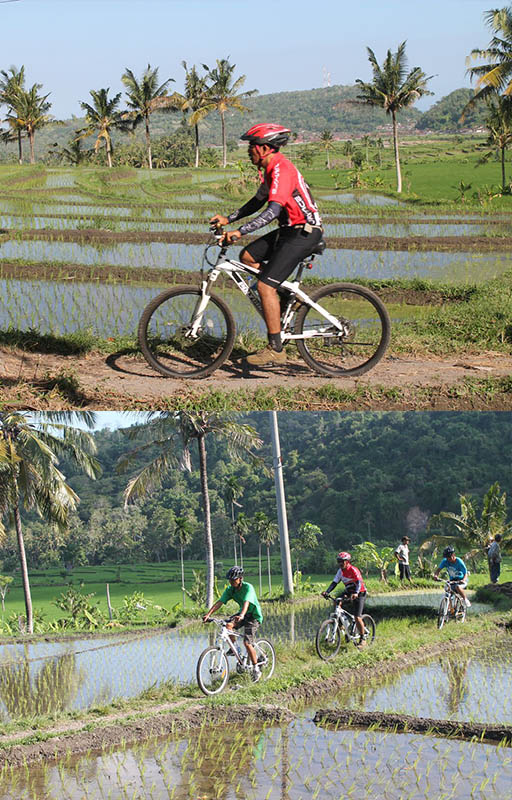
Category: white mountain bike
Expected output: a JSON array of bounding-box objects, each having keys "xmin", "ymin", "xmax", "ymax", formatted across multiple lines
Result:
[
  {"xmin": 316, "ymin": 595, "xmax": 376, "ymax": 660},
  {"xmin": 435, "ymin": 578, "xmax": 467, "ymax": 629},
  {"xmin": 197, "ymin": 617, "xmax": 276, "ymax": 696},
  {"xmin": 138, "ymin": 227, "xmax": 391, "ymax": 379}
]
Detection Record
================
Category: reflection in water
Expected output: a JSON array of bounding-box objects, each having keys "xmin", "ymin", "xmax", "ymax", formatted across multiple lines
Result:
[
  {"xmin": 2, "ymin": 716, "xmax": 511, "ymax": 800},
  {"xmin": 0, "ymin": 648, "xmax": 85, "ymax": 721},
  {"xmin": 442, "ymin": 656, "xmax": 470, "ymax": 715}
]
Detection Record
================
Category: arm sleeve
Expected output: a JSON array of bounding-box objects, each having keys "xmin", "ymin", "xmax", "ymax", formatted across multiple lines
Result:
[
  {"xmin": 238, "ymin": 201, "xmax": 282, "ymax": 236},
  {"xmin": 325, "ymin": 581, "xmax": 337, "ymax": 595},
  {"xmin": 227, "ymin": 195, "xmax": 266, "ymax": 223}
]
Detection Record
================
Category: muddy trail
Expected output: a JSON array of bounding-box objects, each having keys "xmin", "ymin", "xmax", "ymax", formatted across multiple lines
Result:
[{"xmin": 2, "ymin": 346, "xmax": 512, "ymax": 410}]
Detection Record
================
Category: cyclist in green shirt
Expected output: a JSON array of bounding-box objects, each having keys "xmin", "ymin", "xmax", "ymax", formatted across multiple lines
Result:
[{"xmin": 203, "ymin": 566, "xmax": 264, "ymax": 681}]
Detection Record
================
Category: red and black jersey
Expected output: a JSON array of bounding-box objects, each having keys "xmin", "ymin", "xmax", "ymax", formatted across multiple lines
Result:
[{"xmin": 255, "ymin": 152, "xmax": 322, "ymax": 228}]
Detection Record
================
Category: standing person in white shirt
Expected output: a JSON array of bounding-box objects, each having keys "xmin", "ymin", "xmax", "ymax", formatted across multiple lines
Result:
[{"xmin": 395, "ymin": 536, "xmax": 412, "ymax": 583}]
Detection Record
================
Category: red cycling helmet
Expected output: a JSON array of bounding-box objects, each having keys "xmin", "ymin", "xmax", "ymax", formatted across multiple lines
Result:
[
  {"xmin": 241, "ymin": 123, "xmax": 291, "ymax": 149},
  {"xmin": 336, "ymin": 551, "xmax": 351, "ymax": 562}
]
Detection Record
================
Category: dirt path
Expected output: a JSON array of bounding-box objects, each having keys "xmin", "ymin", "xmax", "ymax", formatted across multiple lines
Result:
[{"xmin": 2, "ymin": 348, "xmax": 512, "ymax": 409}]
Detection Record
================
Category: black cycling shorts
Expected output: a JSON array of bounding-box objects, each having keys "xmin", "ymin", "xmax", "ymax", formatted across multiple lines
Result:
[
  {"xmin": 338, "ymin": 591, "xmax": 366, "ymax": 617},
  {"xmin": 241, "ymin": 226, "xmax": 323, "ymax": 288}
]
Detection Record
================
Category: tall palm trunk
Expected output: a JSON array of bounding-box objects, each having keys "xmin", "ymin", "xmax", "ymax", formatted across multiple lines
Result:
[
  {"xmin": 258, "ymin": 542, "xmax": 262, "ymax": 596},
  {"xmin": 392, "ymin": 110, "xmax": 402, "ymax": 193},
  {"xmin": 501, "ymin": 145, "xmax": 507, "ymax": 192},
  {"xmin": 197, "ymin": 433, "xmax": 214, "ymax": 608},
  {"xmin": 267, "ymin": 545, "xmax": 272, "ymax": 595},
  {"xmin": 14, "ymin": 503, "xmax": 33, "ymax": 634},
  {"xmin": 145, "ymin": 113, "xmax": 152, "ymax": 169},
  {"xmin": 28, "ymin": 130, "xmax": 35, "ymax": 165},
  {"xmin": 194, "ymin": 124, "xmax": 200, "ymax": 169},
  {"xmin": 180, "ymin": 544, "xmax": 185, "ymax": 608},
  {"xmin": 221, "ymin": 110, "xmax": 227, "ymax": 168},
  {"xmin": 105, "ymin": 138, "xmax": 113, "ymax": 168},
  {"xmin": 17, "ymin": 131, "xmax": 23, "ymax": 165}
]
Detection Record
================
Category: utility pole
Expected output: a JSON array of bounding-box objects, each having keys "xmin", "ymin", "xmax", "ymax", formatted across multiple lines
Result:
[{"xmin": 269, "ymin": 411, "xmax": 293, "ymax": 596}]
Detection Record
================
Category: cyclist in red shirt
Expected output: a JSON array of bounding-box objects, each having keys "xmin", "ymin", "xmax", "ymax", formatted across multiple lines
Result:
[
  {"xmin": 321, "ymin": 551, "xmax": 368, "ymax": 646},
  {"xmin": 210, "ymin": 123, "xmax": 324, "ymax": 367}
]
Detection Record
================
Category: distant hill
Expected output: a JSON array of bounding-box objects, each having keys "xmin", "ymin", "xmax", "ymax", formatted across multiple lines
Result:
[
  {"xmin": 415, "ymin": 88, "xmax": 489, "ymax": 132},
  {"xmin": 0, "ymin": 84, "xmax": 489, "ymax": 162}
]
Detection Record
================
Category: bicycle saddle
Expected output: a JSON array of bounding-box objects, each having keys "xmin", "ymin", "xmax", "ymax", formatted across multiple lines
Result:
[{"xmin": 312, "ymin": 239, "xmax": 326, "ymax": 256}]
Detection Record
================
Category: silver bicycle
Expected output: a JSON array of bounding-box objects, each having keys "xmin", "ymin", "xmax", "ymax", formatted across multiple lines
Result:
[
  {"xmin": 435, "ymin": 578, "xmax": 467, "ymax": 629},
  {"xmin": 138, "ymin": 227, "xmax": 391, "ymax": 378},
  {"xmin": 315, "ymin": 595, "xmax": 376, "ymax": 661},
  {"xmin": 196, "ymin": 617, "xmax": 276, "ymax": 696}
]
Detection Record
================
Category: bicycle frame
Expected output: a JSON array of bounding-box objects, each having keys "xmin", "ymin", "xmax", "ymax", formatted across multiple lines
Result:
[
  {"xmin": 209, "ymin": 618, "xmax": 248, "ymax": 668},
  {"xmin": 328, "ymin": 598, "xmax": 357, "ymax": 640},
  {"xmin": 193, "ymin": 242, "xmax": 349, "ymax": 344}
]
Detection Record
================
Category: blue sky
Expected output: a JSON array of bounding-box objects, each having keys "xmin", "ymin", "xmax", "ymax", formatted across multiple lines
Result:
[{"xmin": 0, "ymin": 0, "xmax": 498, "ymax": 118}]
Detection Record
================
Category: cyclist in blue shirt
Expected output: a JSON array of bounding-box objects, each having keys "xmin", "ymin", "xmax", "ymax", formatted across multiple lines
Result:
[{"xmin": 433, "ymin": 546, "xmax": 471, "ymax": 607}]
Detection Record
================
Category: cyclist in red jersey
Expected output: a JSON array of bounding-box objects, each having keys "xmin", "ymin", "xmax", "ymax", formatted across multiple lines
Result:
[
  {"xmin": 321, "ymin": 552, "xmax": 368, "ymax": 646},
  {"xmin": 210, "ymin": 123, "xmax": 324, "ymax": 367}
]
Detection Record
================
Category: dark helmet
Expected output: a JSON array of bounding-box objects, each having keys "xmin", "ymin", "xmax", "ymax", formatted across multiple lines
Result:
[
  {"xmin": 226, "ymin": 565, "xmax": 244, "ymax": 580},
  {"xmin": 241, "ymin": 123, "xmax": 291, "ymax": 149},
  {"xmin": 443, "ymin": 546, "xmax": 455, "ymax": 558},
  {"xmin": 336, "ymin": 551, "xmax": 351, "ymax": 563}
]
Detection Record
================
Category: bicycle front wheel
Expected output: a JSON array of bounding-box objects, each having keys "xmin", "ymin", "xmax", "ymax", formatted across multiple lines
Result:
[
  {"xmin": 437, "ymin": 597, "xmax": 449, "ymax": 629},
  {"xmin": 196, "ymin": 646, "xmax": 229, "ymax": 696},
  {"xmin": 138, "ymin": 286, "xmax": 236, "ymax": 378},
  {"xmin": 254, "ymin": 638, "xmax": 276, "ymax": 680},
  {"xmin": 315, "ymin": 619, "xmax": 341, "ymax": 661},
  {"xmin": 295, "ymin": 283, "xmax": 390, "ymax": 377}
]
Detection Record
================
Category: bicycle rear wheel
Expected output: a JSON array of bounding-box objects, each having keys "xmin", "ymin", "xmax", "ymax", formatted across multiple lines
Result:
[
  {"xmin": 254, "ymin": 638, "xmax": 275, "ymax": 680},
  {"xmin": 437, "ymin": 597, "xmax": 449, "ymax": 629},
  {"xmin": 138, "ymin": 286, "xmax": 236, "ymax": 378},
  {"xmin": 454, "ymin": 597, "xmax": 467, "ymax": 623},
  {"xmin": 353, "ymin": 614, "xmax": 376, "ymax": 646},
  {"xmin": 196, "ymin": 646, "xmax": 229, "ymax": 695},
  {"xmin": 315, "ymin": 619, "xmax": 341, "ymax": 661},
  {"xmin": 295, "ymin": 283, "xmax": 390, "ymax": 377}
]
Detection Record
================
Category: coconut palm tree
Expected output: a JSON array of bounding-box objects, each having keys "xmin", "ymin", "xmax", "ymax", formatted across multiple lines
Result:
[
  {"xmin": 202, "ymin": 58, "xmax": 257, "ymax": 167},
  {"xmin": 79, "ymin": 88, "xmax": 130, "ymax": 168},
  {"xmin": 466, "ymin": 7, "xmax": 512, "ymax": 105},
  {"xmin": 480, "ymin": 92, "xmax": 512, "ymax": 191},
  {"xmin": 319, "ymin": 129, "xmax": 334, "ymax": 169},
  {"xmin": 0, "ymin": 65, "xmax": 25, "ymax": 163},
  {"xmin": 355, "ymin": 42, "xmax": 433, "ymax": 192},
  {"xmin": 181, "ymin": 62, "xmax": 210, "ymax": 168},
  {"xmin": 120, "ymin": 412, "xmax": 264, "ymax": 608},
  {"xmin": 224, "ymin": 473, "xmax": 243, "ymax": 564},
  {"xmin": 422, "ymin": 482, "xmax": 512, "ymax": 565},
  {"xmin": 173, "ymin": 515, "xmax": 194, "ymax": 608},
  {"xmin": 12, "ymin": 83, "xmax": 52, "ymax": 164},
  {"xmin": 252, "ymin": 511, "xmax": 278, "ymax": 596},
  {"xmin": 0, "ymin": 412, "xmax": 100, "ymax": 634},
  {"xmin": 121, "ymin": 64, "xmax": 175, "ymax": 169}
]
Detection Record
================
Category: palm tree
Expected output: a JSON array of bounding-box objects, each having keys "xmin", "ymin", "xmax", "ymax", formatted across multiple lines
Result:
[
  {"xmin": 173, "ymin": 515, "xmax": 194, "ymax": 608},
  {"xmin": 79, "ymin": 88, "xmax": 130, "ymax": 168},
  {"xmin": 233, "ymin": 511, "xmax": 250, "ymax": 568},
  {"xmin": 422, "ymin": 482, "xmax": 512, "ymax": 564},
  {"xmin": 0, "ymin": 412, "xmax": 100, "ymax": 634},
  {"xmin": 13, "ymin": 83, "xmax": 52, "ymax": 164},
  {"xmin": 121, "ymin": 64, "xmax": 175, "ymax": 169},
  {"xmin": 0, "ymin": 65, "xmax": 25, "ymax": 163},
  {"xmin": 319, "ymin": 129, "xmax": 334, "ymax": 169},
  {"xmin": 480, "ymin": 92, "xmax": 512, "ymax": 191},
  {"xmin": 224, "ymin": 474, "xmax": 243, "ymax": 565},
  {"xmin": 120, "ymin": 413, "xmax": 264, "ymax": 608},
  {"xmin": 252, "ymin": 512, "xmax": 278, "ymax": 596},
  {"xmin": 355, "ymin": 42, "xmax": 433, "ymax": 192},
  {"xmin": 202, "ymin": 58, "xmax": 257, "ymax": 167},
  {"xmin": 181, "ymin": 62, "xmax": 210, "ymax": 168},
  {"xmin": 466, "ymin": 7, "xmax": 512, "ymax": 105}
]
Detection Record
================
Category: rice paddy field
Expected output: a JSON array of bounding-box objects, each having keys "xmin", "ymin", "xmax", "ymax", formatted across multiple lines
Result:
[
  {"xmin": 0, "ymin": 598, "xmax": 509, "ymax": 800},
  {"xmin": 1, "ymin": 159, "xmax": 512, "ymax": 354}
]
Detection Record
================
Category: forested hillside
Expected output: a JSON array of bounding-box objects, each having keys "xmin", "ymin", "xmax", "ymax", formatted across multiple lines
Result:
[
  {"xmin": 1, "ymin": 413, "xmax": 509, "ymax": 573},
  {"xmin": 415, "ymin": 88, "xmax": 488, "ymax": 132},
  {"xmin": 1, "ymin": 83, "xmax": 424, "ymax": 161}
]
